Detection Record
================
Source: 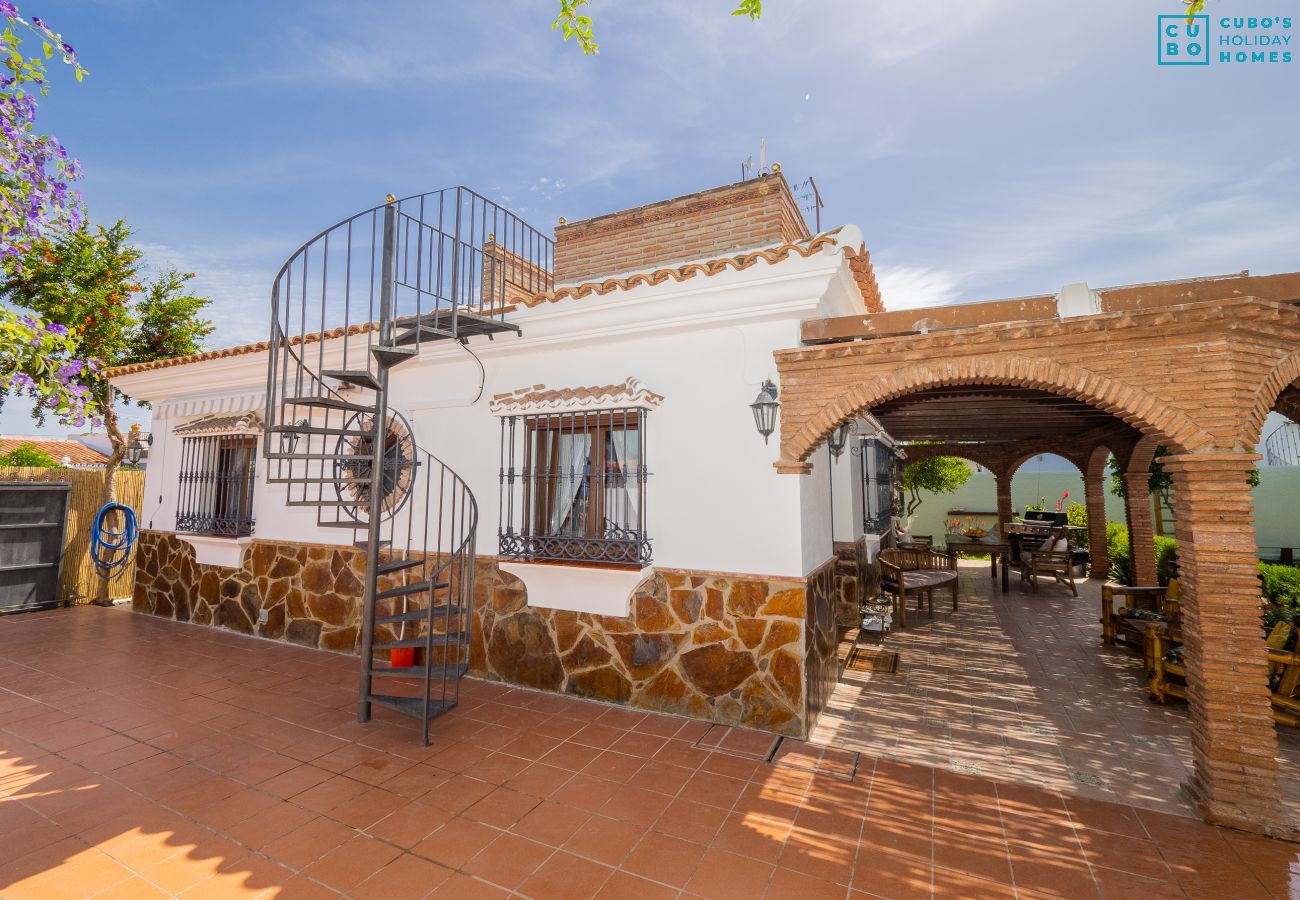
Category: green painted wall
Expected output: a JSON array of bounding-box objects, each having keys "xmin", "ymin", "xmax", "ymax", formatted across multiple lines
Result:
[{"xmin": 904, "ymin": 467, "xmax": 1300, "ymax": 560}]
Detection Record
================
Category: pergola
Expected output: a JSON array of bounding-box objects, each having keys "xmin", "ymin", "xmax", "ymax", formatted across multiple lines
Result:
[{"xmin": 775, "ymin": 271, "xmax": 1300, "ymax": 838}]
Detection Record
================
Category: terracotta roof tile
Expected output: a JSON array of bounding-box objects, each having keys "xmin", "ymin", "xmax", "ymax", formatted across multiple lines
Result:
[
  {"xmin": 0, "ymin": 437, "xmax": 110, "ymax": 467},
  {"xmin": 104, "ymin": 229, "xmax": 879, "ymax": 378},
  {"xmin": 489, "ymin": 377, "xmax": 664, "ymax": 414}
]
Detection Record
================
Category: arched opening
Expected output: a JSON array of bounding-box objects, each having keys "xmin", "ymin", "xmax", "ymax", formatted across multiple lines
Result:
[{"xmin": 800, "ymin": 376, "xmax": 1242, "ymax": 818}]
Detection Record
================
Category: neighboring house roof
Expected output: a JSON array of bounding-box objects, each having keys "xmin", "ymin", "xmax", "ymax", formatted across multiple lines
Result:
[
  {"xmin": 0, "ymin": 436, "xmax": 110, "ymax": 467},
  {"xmin": 489, "ymin": 377, "xmax": 665, "ymax": 415},
  {"xmin": 103, "ymin": 229, "xmax": 875, "ymax": 380}
]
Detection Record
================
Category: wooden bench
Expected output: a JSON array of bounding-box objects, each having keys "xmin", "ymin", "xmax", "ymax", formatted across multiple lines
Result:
[
  {"xmin": 1102, "ymin": 583, "xmax": 1179, "ymax": 668},
  {"xmin": 879, "ymin": 547, "xmax": 957, "ymax": 629}
]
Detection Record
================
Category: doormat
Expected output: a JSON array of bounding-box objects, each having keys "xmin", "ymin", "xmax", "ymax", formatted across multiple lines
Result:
[{"xmin": 847, "ymin": 648, "xmax": 900, "ymax": 674}]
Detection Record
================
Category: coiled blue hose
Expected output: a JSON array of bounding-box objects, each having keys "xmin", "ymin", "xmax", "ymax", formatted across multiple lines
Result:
[{"xmin": 91, "ymin": 502, "xmax": 138, "ymax": 577}]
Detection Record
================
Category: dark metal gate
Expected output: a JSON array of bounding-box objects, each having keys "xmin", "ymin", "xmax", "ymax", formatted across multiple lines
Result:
[{"xmin": 0, "ymin": 481, "xmax": 71, "ymax": 614}]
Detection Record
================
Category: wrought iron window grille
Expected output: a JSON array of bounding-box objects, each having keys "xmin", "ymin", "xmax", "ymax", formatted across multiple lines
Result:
[
  {"xmin": 498, "ymin": 407, "xmax": 651, "ymax": 567},
  {"xmin": 176, "ymin": 434, "xmax": 257, "ymax": 537},
  {"xmin": 861, "ymin": 437, "xmax": 899, "ymax": 535}
]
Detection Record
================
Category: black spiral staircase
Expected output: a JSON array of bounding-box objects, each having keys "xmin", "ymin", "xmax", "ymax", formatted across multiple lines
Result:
[{"xmin": 264, "ymin": 188, "xmax": 553, "ymax": 743}]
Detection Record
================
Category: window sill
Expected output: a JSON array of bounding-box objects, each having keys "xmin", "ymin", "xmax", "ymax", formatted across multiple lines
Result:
[
  {"xmin": 496, "ymin": 560, "xmax": 654, "ymax": 617},
  {"xmin": 177, "ymin": 533, "xmax": 253, "ymax": 569}
]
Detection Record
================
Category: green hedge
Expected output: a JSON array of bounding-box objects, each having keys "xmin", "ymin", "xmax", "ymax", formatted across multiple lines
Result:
[
  {"xmin": 1105, "ymin": 522, "xmax": 1178, "ymax": 586},
  {"xmin": 1260, "ymin": 562, "xmax": 1300, "ymax": 631}
]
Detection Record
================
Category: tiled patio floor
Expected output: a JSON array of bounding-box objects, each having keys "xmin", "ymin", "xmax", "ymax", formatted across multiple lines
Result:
[
  {"xmin": 812, "ymin": 562, "xmax": 1300, "ymax": 820},
  {"xmin": 2, "ymin": 600, "xmax": 1299, "ymax": 898}
]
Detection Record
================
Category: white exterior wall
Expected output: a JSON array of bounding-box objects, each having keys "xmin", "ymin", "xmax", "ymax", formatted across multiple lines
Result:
[{"xmin": 114, "ymin": 236, "xmax": 869, "ymax": 603}]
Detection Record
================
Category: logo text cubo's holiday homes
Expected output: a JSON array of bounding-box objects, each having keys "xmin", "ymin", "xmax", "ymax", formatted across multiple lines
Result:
[{"xmin": 1158, "ymin": 13, "xmax": 1293, "ymax": 66}]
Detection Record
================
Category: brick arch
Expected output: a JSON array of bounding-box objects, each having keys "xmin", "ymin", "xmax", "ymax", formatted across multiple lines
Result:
[
  {"xmin": 1245, "ymin": 349, "xmax": 1300, "ymax": 446},
  {"xmin": 781, "ymin": 356, "xmax": 1213, "ymax": 468}
]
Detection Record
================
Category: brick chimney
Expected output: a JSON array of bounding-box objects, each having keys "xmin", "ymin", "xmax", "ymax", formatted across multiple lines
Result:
[{"xmin": 553, "ymin": 174, "xmax": 811, "ymax": 284}]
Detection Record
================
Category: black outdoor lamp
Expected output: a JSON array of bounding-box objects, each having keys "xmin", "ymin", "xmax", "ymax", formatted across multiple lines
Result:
[
  {"xmin": 750, "ymin": 379, "xmax": 779, "ymax": 444},
  {"xmin": 828, "ymin": 422, "xmax": 852, "ymax": 458},
  {"xmin": 126, "ymin": 437, "xmax": 144, "ymax": 466},
  {"xmin": 280, "ymin": 418, "xmax": 308, "ymax": 454}
]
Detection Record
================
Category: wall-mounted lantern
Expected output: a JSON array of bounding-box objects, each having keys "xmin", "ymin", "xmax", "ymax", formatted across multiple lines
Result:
[
  {"xmin": 750, "ymin": 379, "xmax": 780, "ymax": 445},
  {"xmin": 126, "ymin": 437, "xmax": 145, "ymax": 466},
  {"xmin": 827, "ymin": 422, "xmax": 852, "ymax": 459},
  {"xmin": 280, "ymin": 419, "xmax": 308, "ymax": 454}
]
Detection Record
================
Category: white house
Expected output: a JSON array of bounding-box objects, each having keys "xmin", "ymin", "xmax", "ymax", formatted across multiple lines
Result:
[{"xmin": 108, "ymin": 175, "xmax": 896, "ymax": 740}]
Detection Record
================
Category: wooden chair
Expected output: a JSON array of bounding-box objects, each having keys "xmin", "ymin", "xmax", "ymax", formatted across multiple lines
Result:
[
  {"xmin": 878, "ymin": 547, "xmax": 958, "ymax": 629},
  {"xmin": 1101, "ymin": 584, "xmax": 1172, "ymax": 657},
  {"xmin": 1148, "ymin": 627, "xmax": 1186, "ymax": 704},
  {"xmin": 1267, "ymin": 620, "xmax": 1300, "ymax": 726},
  {"xmin": 1020, "ymin": 528, "xmax": 1077, "ymax": 596}
]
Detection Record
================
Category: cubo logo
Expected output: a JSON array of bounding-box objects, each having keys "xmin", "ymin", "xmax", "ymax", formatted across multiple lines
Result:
[{"xmin": 1159, "ymin": 14, "xmax": 1210, "ymax": 64}]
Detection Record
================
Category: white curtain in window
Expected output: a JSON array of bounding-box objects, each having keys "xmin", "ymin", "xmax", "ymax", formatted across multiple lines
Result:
[
  {"xmin": 550, "ymin": 433, "xmax": 591, "ymax": 536},
  {"xmin": 604, "ymin": 427, "xmax": 639, "ymax": 537}
]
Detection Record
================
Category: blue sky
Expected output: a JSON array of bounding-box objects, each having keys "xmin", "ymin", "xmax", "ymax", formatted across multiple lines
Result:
[{"xmin": 2, "ymin": 0, "xmax": 1297, "ymax": 439}]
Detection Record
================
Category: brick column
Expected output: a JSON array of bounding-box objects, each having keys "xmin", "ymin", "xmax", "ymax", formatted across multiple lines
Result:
[
  {"xmin": 1084, "ymin": 468, "xmax": 1110, "ymax": 579},
  {"xmin": 1123, "ymin": 472, "xmax": 1158, "ymax": 586},
  {"xmin": 1162, "ymin": 453, "xmax": 1282, "ymax": 835}
]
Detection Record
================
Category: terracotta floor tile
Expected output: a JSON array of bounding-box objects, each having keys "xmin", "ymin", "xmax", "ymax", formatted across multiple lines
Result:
[
  {"xmin": 599, "ymin": 783, "xmax": 674, "ymax": 827},
  {"xmin": 930, "ymin": 865, "xmax": 1018, "ymax": 899},
  {"xmin": 412, "ymin": 816, "xmax": 498, "ymax": 870},
  {"xmin": 326, "ymin": 785, "xmax": 408, "ymax": 829},
  {"xmin": 653, "ymin": 797, "xmax": 729, "ymax": 845},
  {"xmin": 766, "ymin": 865, "xmax": 847, "ymax": 900},
  {"xmin": 426, "ymin": 871, "xmax": 510, "ymax": 898},
  {"xmin": 713, "ymin": 809, "xmax": 794, "ymax": 864},
  {"xmin": 521, "ymin": 850, "xmax": 616, "ymax": 899},
  {"xmin": 563, "ymin": 814, "xmax": 647, "ymax": 867},
  {"xmin": 366, "ymin": 797, "xmax": 453, "ymax": 848},
  {"xmin": 583, "ymin": 750, "xmax": 646, "ymax": 784},
  {"xmin": 685, "ymin": 847, "xmax": 775, "ymax": 898},
  {"xmin": 682, "ymin": 770, "xmax": 748, "ymax": 810},
  {"xmin": 628, "ymin": 759, "xmax": 695, "ymax": 796},
  {"xmin": 463, "ymin": 785, "xmax": 541, "ymax": 829},
  {"xmin": 301, "ymin": 833, "xmax": 402, "ymax": 892},
  {"xmin": 622, "ymin": 831, "xmax": 706, "ymax": 888},
  {"xmin": 354, "ymin": 851, "xmax": 452, "ymax": 897},
  {"xmin": 511, "ymin": 799, "xmax": 592, "ymax": 846},
  {"xmin": 1076, "ymin": 828, "xmax": 1171, "ymax": 881},
  {"xmin": 504, "ymin": 762, "xmax": 576, "ymax": 799},
  {"xmin": 594, "ymin": 869, "xmax": 680, "ymax": 900},
  {"xmin": 849, "ymin": 847, "xmax": 932, "ymax": 899},
  {"xmin": 570, "ymin": 724, "xmax": 626, "ymax": 750},
  {"xmin": 381, "ymin": 762, "xmax": 453, "ymax": 799},
  {"xmin": 1089, "ymin": 864, "xmax": 1187, "ymax": 900},
  {"xmin": 261, "ymin": 817, "xmax": 355, "ymax": 871},
  {"xmin": 1007, "ymin": 845, "xmax": 1101, "ymax": 899},
  {"xmin": 290, "ymin": 773, "xmax": 371, "ymax": 814},
  {"xmin": 91, "ymin": 875, "xmax": 173, "ymax": 899},
  {"xmin": 551, "ymin": 773, "xmax": 623, "ymax": 813},
  {"xmin": 1064, "ymin": 794, "xmax": 1150, "ymax": 840},
  {"xmin": 461, "ymin": 831, "xmax": 553, "ymax": 889}
]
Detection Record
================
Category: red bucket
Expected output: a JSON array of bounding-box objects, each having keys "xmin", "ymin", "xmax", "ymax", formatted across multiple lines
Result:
[{"xmin": 390, "ymin": 647, "xmax": 416, "ymax": 668}]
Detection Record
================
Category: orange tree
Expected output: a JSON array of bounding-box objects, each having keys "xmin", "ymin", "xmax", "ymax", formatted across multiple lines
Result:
[{"xmin": 3, "ymin": 219, "xmax": 212, "ymax": 524}]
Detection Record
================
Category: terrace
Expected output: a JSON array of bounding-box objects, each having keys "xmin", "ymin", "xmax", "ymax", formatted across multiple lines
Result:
[{"xmin": 3, "ymin": 578, "xmax": 1298, "ymax": 898}]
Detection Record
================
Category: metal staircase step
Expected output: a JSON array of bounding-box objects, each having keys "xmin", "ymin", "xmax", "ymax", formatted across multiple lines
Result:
[
  {"xmin": 317, "ymin": 520, "xmax": 365, "ymax": 529},
  {"xmin": 264, "ymin": 451, "xmax": 374, "ymax": 461},
  {"xmin": 283, "ymin": 395, "xmax": 376, "ymax": 413},
  {"xmin": 392, "ymin": 324, "xmax": 454, "ymax": 347},
  {"xmin": 321, "ymin": 369, "xmax": 381, "ymax": 391},
  {"xmin": 267, "ymin": 475, "xmax": 372, "ymax": 485},
  {"xmin": 270, "ymin": 424, "xmax": 377, "ymax": 437},
  {"xmin": 376, "ymin": 605, "xmax": 465, "ymax": 625},
  {"xmin": 285, "ymin": 499, "xmax": 364, "ymax": 507},
  {"xmin": 377, "ymin": 557, "xmax": 425, "ymax": 575},
  {"xmin": 357, "ymin": 539, "xmax": 391, "ymax": 549},
  {"xmin": 375, "ymin": 580, "xmax": 449, "ymax": 602},
  {"xmin": 369, "ymin": 663, "xmax": 470, "ymax": 679},
  {"xmin": 370, "ymin": 345, "xmax": 418, "ymax": 367},
  {"xmin": 374, "ymin": 633, "xmax": 467, "ymax": 650},
  {"xmin": 367, "ymin": 694, "xmax": 456, "ymax": 718}
]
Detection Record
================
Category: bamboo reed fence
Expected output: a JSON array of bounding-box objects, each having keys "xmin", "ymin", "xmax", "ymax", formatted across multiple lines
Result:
[{"xmin": 0, "ymin": 466, "xmax": 145, "ymax": 604}]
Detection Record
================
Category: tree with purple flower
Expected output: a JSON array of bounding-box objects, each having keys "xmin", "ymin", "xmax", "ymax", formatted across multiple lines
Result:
[{"xmin": 0, "ymin": 2, "xmax": 86, "ymax": 270}]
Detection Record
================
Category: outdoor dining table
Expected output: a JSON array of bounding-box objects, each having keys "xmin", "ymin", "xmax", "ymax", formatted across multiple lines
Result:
[{"xmin": 944, "ymin": 537, "xmax": 1010, "ymax": 593}]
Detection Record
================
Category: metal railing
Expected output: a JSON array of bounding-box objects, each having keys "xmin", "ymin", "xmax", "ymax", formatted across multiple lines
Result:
[{"xmin": 1264, "ymin": 421, "xmax": 1300, "ymax": 467}]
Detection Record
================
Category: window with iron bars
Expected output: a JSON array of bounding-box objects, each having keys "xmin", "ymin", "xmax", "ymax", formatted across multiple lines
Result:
[
  {"xmin": 176, "ymin": 435, "xmax": 257, "ymax": 537},
  {"xmin": 498, "ymin": 408, "xmax": 650, "ymax": 567},
  {"xmin": 861, "ymin": 438, "xmax": 898, "ymax": 535}
]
